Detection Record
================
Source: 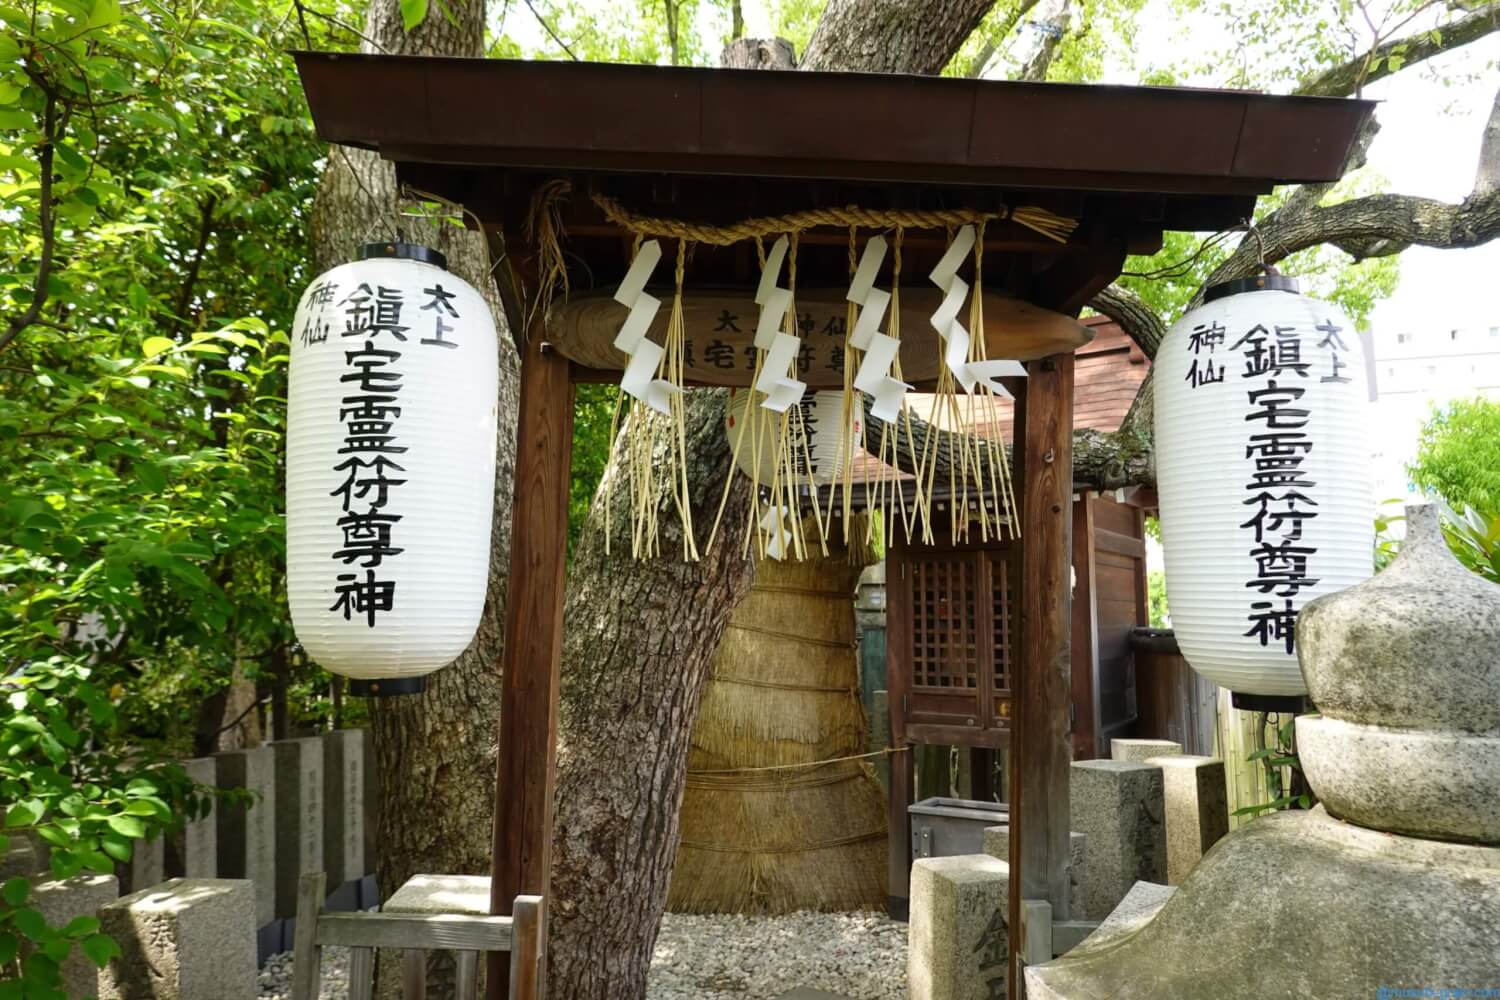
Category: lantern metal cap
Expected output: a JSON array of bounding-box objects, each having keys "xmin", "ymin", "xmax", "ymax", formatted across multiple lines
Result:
[
  {"xmin": 1203, "ymin": 273, "xmax": 1299, "ymax": 303},
  {"xmin": 349, "ymin": 676, "xmax": 427, "ymax": 697},
  {"xmin": 356, "ymin": 241, "xmax": 448, "ymax": 270}
]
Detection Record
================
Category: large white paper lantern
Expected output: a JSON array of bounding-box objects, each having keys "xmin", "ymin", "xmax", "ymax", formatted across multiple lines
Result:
[
  {"xmin": 286, "ymin": 243, "xmax": 498, "ymax": 695},
  {"xmin": 725, "ymin": 388, "xmax": 859, "ymax": 485},
  {"xmin": 1154, "ymin": 275, "xmax": 1373, "ymax": 707}
]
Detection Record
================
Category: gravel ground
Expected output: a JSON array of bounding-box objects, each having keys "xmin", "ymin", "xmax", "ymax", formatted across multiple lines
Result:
[{"xmin": 257, "ymin": 910, "xmax": 907, "ymax": 1000}]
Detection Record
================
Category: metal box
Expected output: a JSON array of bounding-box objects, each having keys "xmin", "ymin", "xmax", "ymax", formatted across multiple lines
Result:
[{"xmin": 909, "ymin": 797, "xmax": 1009, "ymax": 860}]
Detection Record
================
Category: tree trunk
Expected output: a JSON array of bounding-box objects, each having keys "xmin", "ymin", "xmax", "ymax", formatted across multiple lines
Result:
[
  {"xmin": 308, "ymin": 2, "xmax": 521, "ymax": 995},
  {"xmin": 545, "ymin": 6, "xmax": 1000, "ymax": 999}
]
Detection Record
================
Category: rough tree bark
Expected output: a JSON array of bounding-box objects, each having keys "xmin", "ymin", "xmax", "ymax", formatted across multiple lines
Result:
[
  {"xmin": 545, "ymin": 7, "xmax": 1000, "ymax": 999},
  {"xmin": 308, "ymin": 3, "xmax": 521, "ymax": 994}
]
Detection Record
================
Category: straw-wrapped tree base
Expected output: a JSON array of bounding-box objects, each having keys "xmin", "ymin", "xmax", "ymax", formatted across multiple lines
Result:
[{"xmin": 668, "ymin": 520, "xmax": 887, "ymax": 914}]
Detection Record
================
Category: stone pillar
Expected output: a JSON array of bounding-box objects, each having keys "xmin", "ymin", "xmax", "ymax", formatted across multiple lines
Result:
[
  {"xmin": 982, "ymin": 825, "xmax": 1087, "ymax": 919},
  {"xmin": 97, "ymin": 878, "xmax": 255, "ymax": 999},
  {"xmin": 321, "ymin": 729, "xmax": 367, "ymax": 887},
  {"xmin": 269, "ymin": 737, "xmax": 324, "ymax": 919},
  {"xmin": 1, "ymin": 832, "xmax": 46, "ymax": 880},
  {"xmin": 1110, "ymin": 739, "xmax": 1182, "ymax": 765},
  {"xmin": 122, "ymin": 835, "xmax": 166, "ymax": 895},
  {"xmin": 168, "ymin": 757, "xmax": 217, "ymax": 879},
  {"xmin": 31, "ymin": 873, "xmax": 118, "ymax": 998},
  {"xmin": 214, "ymin": 745, "xmax": 276, "ymax": 928},
  {"xmin": 1148, "ymin": 755, "xmax": 1229, "ymax": 884},
  {"xmin": 1069, "ymin": 760, "xmax": 1166, "ymax": 920},
  {"xmin": 909, "ymin": 854, "xmax": 1010, "ymax": 1000}
]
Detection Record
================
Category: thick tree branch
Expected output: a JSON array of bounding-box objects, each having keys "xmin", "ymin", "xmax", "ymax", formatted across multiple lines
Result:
[
  {"xmin": 0, "ymin": 91, "xmax": 58, "ymax": 355},
  {"xmin": 1296, "ymin": 2, "xmax": 1500, "ymax": 98},
  {"xmin": 1089, "ymin": 283, "xmax": 1167, "ymax": 358},
  {"xmin": 801, "ymin": 0, "xmax": 998, "ymax": 74},
  {"xmin": 1018, "ymin": 0, "xmax": 1074, "ymax": 82}
]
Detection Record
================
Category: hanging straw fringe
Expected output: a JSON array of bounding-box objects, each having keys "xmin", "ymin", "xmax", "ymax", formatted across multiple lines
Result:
[
  {"xmin": 591, "ymin": 193, "xmax": 1078, "ymax": 245},
  {"xmin": 523, "ymin": 179, "xmax": 573, "ymax": 337}
]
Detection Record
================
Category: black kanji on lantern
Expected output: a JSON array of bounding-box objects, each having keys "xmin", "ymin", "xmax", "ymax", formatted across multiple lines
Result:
[
  {"xmin": 1233, "ymin": 324, "xmax": 1309, "ymax": 379},
  {"xmin": 330, "ymin": 455, "xmax": 407, "ymax": 511},
  {"xmin": 1316, "ymin": 318, "xmax": 1352, "ymax": 384},
  {"xmin": 1246, "ymin": 598, "xmax": 1298, "ymax": 653},
  {"xmin": 419, "ymin": 283, "xmax": 461, "ymax": 348},
  {"xmin": 340, "ymin": 283, "xmax": 409, "ymax": 341},
  {"xmin": 331, "ymin": 569, "xmax": 396, "ymax": 628}
]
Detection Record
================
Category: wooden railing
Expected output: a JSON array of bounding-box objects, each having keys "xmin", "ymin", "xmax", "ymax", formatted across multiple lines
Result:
[{"xmin": 290, "ymin": 872, "xmax": 544, "ymax": 1000}]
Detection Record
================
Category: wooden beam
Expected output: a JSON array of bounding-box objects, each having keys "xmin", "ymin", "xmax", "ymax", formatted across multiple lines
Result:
[
  {"xmin": 1010, "ymin": 352, "xmax": 1075, "ymax": 996},
  {"xmin": 488, "ymin": 335, "xmax": 575, "ymax": 1000},
  {"xmin": 1030, "ymin": 245, "xmax": 1129, "ymax": 316},
  {"xmin": 1070, "ymin": 494, "xmax": 1101, "ymax": 761},
  {"xmin": 315, "ymin": 912, "xmax": 513, "ymax": 951}
]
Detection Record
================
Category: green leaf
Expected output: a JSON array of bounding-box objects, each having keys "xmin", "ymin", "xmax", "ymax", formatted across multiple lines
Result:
[
  {"xmin": 81, "ymin": 933, "xmax": 121, "ymax": 967},
  {"xmin": 133, "ymin": 462, "xmax": 166, "ymax": 493},
  {"xmin": 0, "ymin": 109, "xmax": 31, "ymax": 130},
  {"xmin": 141, "ymin": 336, "xmax": 175, "ymax": 357},
  {"xmin": 399, "ymin": 0, "xmax": 429, "ymax": 31},
  {"xmin": 0, "ymin": 931, "xmax": 16, "ymax": 966},
  {"xmin": 13, "ymin": 907, "xmax": 46, "ymax": 942},
  {"xmin": 2, "ymin": 877, "xmax": 29, "ymax": 907},
  {"xmin": 5, "ymin": 800, "xmax": 41, "ymax": 828},
  {"xmin": 86, "ymin": 0, "xmax": 123, "ymax": 29},
  {"xmin": 105, "ymin": 815, "xmax": 145, "ymax": 839},
  {"xmin": 62, "ymin": 916, "xmax": 99, "ymax": 938}
]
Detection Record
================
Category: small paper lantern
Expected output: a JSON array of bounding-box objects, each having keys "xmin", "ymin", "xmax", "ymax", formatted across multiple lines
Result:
[
  {"xmin": 286, "ymin": 243, "xmax": 498, "ymax": 695},
  {"xmin": 1153, "ymin": 275, "xmax": 1373, "ymax": 706},
  {"xmin": 725, "ymin": 388, "xmax": 858, "ymax": 486}
]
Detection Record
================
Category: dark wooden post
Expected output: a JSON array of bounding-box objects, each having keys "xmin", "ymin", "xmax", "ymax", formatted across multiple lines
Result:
[
  {"xmin": 1009, "ymin": 353, "xmax": 1075, "ymax": 996},
  {"xmin": 488, "ymin": 335, "xmax": 575, "ymax": 1000},
  {"xmin": 886, "ymin": 528, "xmax": 914, "ymax": 919}
]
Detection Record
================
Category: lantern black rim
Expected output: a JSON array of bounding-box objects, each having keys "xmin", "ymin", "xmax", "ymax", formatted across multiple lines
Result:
[
  {"xmin": 1203, "ymin": 273, "xmax": 1299, "ymax": 303},
  {"xmin": 356, "ymin": 241, "xmax": 448, "ymax": 270},
  {"xmin": 349, "ymin": 676, "xmax": 427, "ymax": 697},
  {"xmin": 1230, "ymin": 691, "xmax": 1310, "ymax": 714}
]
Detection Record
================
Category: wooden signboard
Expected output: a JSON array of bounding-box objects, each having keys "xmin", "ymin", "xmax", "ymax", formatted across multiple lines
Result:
[{"xmin": 549, "ymin": 288, "xmax": 1093, "ymax": 388}]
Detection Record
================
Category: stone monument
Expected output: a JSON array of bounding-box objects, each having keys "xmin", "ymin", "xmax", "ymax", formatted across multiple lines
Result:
[{"xmin": 1027, "ymin": 504, "xmax": 1500, "ymax": 999}]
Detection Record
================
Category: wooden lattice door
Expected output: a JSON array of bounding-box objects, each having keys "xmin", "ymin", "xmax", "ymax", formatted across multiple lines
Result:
[{"xmin": 888, "ymin": 535, "xmax": 1017, "ymax": 750}]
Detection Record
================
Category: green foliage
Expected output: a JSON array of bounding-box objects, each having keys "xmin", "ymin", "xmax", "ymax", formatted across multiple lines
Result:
[
  {"xmin": 1441, "ymin": 506, "xmax": 1500, "ymax": 587},
  {"xmin": 1146, "ymin": 569, "xmax": 1169, "ymax": 628},
  {"xmin": 1232, "ymin": 714, "xmax": 1314, "ymax": 818},
  {"xmin": 1409, "ymin": 398, "xmax": 1500, "ymax": 516},
  {"xmin": 0, "ymin": 2, "xmax": 343, "ymax": 991},
  {"xmin": 569, "ymin": 384, "xmax": 621, "ymax": 553},
  {"xmin": 1374, "ymin": 500, "xmax": 1405, "ymax": 572},
  {"xmin": 1, "ymin": 657, "xmax": 211, "ymax": 993}
]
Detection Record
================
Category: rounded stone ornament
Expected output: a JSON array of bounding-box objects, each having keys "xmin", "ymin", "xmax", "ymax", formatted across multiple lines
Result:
[
  {"xmin": 1297, "ymin": 714, "xmax": 1500, "ymax": 844},
  {"xmin": 1296, "ymin": 503, "xmax": 1500, "ymax": 733}
]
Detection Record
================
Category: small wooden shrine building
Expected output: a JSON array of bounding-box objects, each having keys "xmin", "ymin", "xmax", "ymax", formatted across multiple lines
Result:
[{"xmin": 295, "ymin": 53, "xmax": 1371, "ymax": 999}]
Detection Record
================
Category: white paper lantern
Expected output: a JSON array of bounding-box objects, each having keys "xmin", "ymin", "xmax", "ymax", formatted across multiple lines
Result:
[
  {"xmin": 725, "ymin": 388, "xmax": 859, "ymax": 485},
  {"xmin": 286, "ymin": 243, "xmax": 498, "ymax": 694},
  {"xmin": 1153, "ymin": 275, "xmax": 1373, "ymax": 703}
]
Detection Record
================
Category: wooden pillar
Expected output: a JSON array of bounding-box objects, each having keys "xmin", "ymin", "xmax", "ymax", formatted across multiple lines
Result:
[
  {"xmin": 1071, "ymin": 494, "xmax": 1100, "ymax": 760},
  {"xmin": 487, "ymin": 336, "xmax": 574, "ymax": 1000},
  {"xmin": 1009, "ymin": 353, "xmax": 1075, "ymax": 995},
  {"xmin": 886, "ymin": 737, "xmax": 914, "ymax": 919}
]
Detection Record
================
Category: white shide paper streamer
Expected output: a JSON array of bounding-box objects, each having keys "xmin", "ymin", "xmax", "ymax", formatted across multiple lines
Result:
[
  {"xmin": 846, "ymin": 235, "xmax": 910, "ymax": 422},
  {"xmin": 926, "ymin": 224, "xmax": 1028, "ymax": 397},
  {"xmin": 612, "ymin": 241, "xmax": 680, "ymax": 415}
]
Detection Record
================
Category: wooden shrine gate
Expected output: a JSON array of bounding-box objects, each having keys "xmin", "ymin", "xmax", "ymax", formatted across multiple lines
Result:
[{"xmin": 293, "ymin": 52, "xmax": 1373, "ymax": 999}]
